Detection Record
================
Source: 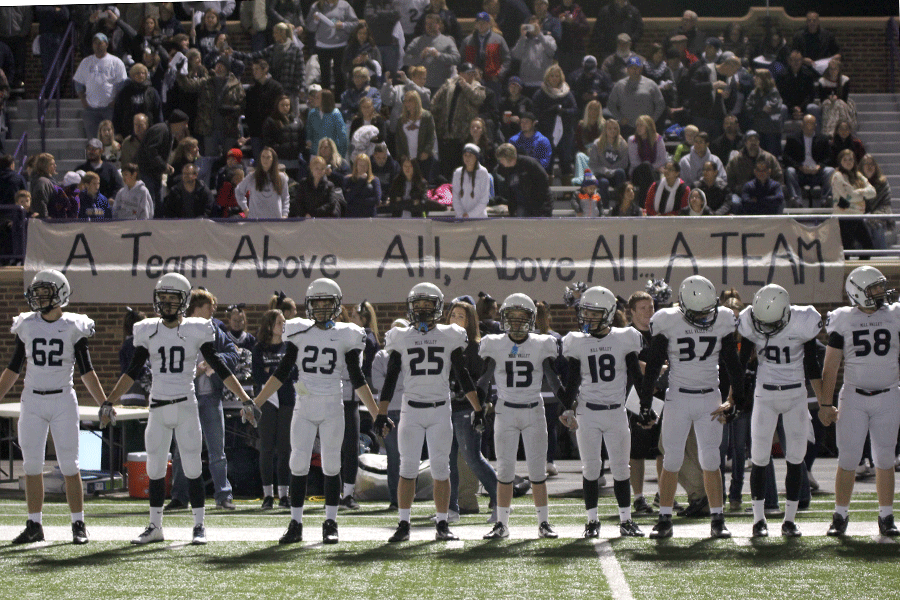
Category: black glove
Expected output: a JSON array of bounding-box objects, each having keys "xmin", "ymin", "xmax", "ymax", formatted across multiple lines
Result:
[
  {"xmin": 472, "ymin": 405, "xmax": 487, "ymax": 433},
  {"xmin": 722, "ymin": 403, "xmax": 741, "ymax": 424},
  {"xmin": 837, "ymin": 197, "xmax": 850, "ymax": 209},
  {"xmin": 374, "ymin": 413, "xmax": 393, "ymax": 436},
  {"xmin": 637, "ymin": 402, "xmax": 658, "ymax": 427}
]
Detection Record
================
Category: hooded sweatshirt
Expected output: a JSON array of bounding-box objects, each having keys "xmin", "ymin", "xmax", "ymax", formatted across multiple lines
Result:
[{"xmin": 113, "ymin": 180, "xmax": 154, "ymax": 219}]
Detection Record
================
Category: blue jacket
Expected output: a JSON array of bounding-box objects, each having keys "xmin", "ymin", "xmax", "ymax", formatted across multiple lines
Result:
[
  {"xmin": 343, "ymin": 176, "xmax": 381, "ymax": 218},
  {"xmin": 740, "ymin": 177, "xmax": 784, "ymax": 215},
  {"xmin": 508, "ymin": 131, "xmax": 552, "ymax": 170},
  {"xmin": 307, "ymin": 107, "xmax": 348, "ymax": 157}
]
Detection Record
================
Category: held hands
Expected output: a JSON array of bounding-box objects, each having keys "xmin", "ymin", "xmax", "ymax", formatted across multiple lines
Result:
[
  {"xmin": 472, "ymin": 403, "xmax": 491, "ymax": 434},
  {"xmin": 373, "ymin": 413, "xmax": 395, "ymax": 437},
  {"xmin": 637, "ymin": 404, "xmax": 658, "ymax": 429},
  {"xmin": 819, "ymin": 405, "xmax": 838, "ymax": 426},
  {"xmin": 241, "ymin": 400, "xmax": 262, "ymax": 427},
  {"xmin": 559, "ymin": 409, "xmax": 578, "ymax": 431},
  {"xmin": 99, "ymin": 401, "xmax": 117, "ymax": 429},
  {"xmin": 711, "ymin": 400, "xmax": 738, "ymax": 424}
]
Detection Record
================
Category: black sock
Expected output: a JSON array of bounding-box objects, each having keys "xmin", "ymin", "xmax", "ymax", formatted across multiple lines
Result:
[
  {"xmin": 324, "ymin": 473, "xmax": 342, "ymax": 507},
  {"xmin": 785, "ymin": 462, "xmax": 802, "ymax": 502},
  {"xmin": 614, "ymin": 478, "xmax": 631, "ymax": 508},
  {"xmin": 750, "ymin": 464, "xmax": 766, "ymax": 501},
  {"xmin": 583, "ymin": 477, "xmax": 599, "ymax": 511},
  {"xmin": 290, "ymin": 474, "xmax": 307, "ymax": 508},
  {"xmin": 149, "ymin": 477, "xmax": 166, "ymax": 508},
  {"xmin": 188, "ymin": 477, "xmax": 205, "ymax": 509}
]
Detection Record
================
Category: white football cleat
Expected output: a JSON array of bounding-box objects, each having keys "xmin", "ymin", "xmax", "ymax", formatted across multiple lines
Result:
[{"xmin": 132, "ymin": 523, "xmax": 164, "ymax": 545}]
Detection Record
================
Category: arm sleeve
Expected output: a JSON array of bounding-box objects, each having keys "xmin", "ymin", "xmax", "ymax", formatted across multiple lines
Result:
[
  {"xmin": 803, "ymin": 339, "xmax": 823, "ymax": 380},
  {"xmin": 6, "ymin": 336, "xmax": 25, "ymax": 373},
  {"xmin": 625, "ymin": 352, "xmax": 643, "ymax": 392},
  {"xmin": 640, "ymin": 334, "xmax": 668, "ymax": 402},
  {"xmin": 542, "ymin": 356, "xmax": 563, "ymax": 395},
  {"xmin": 476, "ymin": 357, "xmax": 496, "ymax": 397},
  {"xmin": 720, "ymin": 333, "xmax": 745, "ymax": 404},
  {"xmin": 125, "ymin": 346, "xmax": 151, "ymax": 380},
  {"xmin": 74, "ymin": 337, "xmax": 94, "ymax": 375},
  {"xmin": 345, "ymin": 348, "xmax": 367, "ymax": 389},
  {"xmin": 272, "ymin": 342, "xmax": 300, "ymax": 383},
  {"xmin": 379, "ymin": 351, "xmax": 403, "ymax": 405},
  {"xmin": 450, "ymin": 347, "xmax": 476, "ymax": 394},
  {"xmin": 827, "ymin": 331, "xmax": 844, "ymax": 349},
  {"xmin": 559, "ymin": 357, "xmax": 581, "ymax": 409},
  {"xmin": 739, "ymin": 339, "xmax": 756, "ymax": 368},
  {"xmin": 200, "ymin": 342, "xmax": 234, "ymax": 381}
]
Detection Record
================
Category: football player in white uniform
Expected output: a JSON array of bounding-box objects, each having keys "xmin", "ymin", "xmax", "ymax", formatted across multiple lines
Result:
[
  {"xmin": 380, "ymin": 283, "xmax": 485, "ymax": 542},
  {"xmin": 0, "ymin": 270, "xmax": 109, "ymax": 545},
  {"xmin": 480, "ymin": 294, "xmax": 564, "ymax": 540},
  {"xmin": 251, "ymin": 278, "xmax": 389, "ymax": 544},
  {"xmin": 821, "ymin": 266, "xmax": 900, "ymax": 537},
  {"xmin": 640, "ymin": 275, "xmax": 745, "ymax": 539},
  {"xmin": 738, "ymin": 284, "xmax": 824, "ymax": 537},
  {"xmin": 106, "ymin": 273, "xmax": 258, "ymax": 546},
  {"xmin": 561, "ymin": 287, "xmax": 645, "ymax": 538}
]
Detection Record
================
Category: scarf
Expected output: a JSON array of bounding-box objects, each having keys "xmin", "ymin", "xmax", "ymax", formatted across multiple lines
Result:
[
  {"xmin": 637, "ymin": 135, "xmax": 656, "ymax": 164},
  {"xmin": 540, "ymin": 81, "xmax": 571, "ymax": 99},
  {"xmin": 653, "ymin": 177, "xmax": 681, "ymax": 214}
]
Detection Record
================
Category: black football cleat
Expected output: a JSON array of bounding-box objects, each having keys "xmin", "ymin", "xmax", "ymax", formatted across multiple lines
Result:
[
  {"xmin": 279, "ymin": 519, "xmax": 303, "ymax": 544},
  {"xmin": 633, "ymin": 496, "xmax": 654, "ymax": 514},
  {"xmin": 388, "ymin": 520, "xmax": 411, "ymax": 543},
  {"xmin": 12, "ymin": 520, "xmax": 44, "ymax": 544},
  {"xmin": 261, "ymin": 496, "xmax": 274, "ymax": 510},
  {"xmin": 879, "ymin": 515, "xmax": 900, "ymax": 537},
  {"xmin": 72, "ymin": 520, "xmax": 89, "ymax": 545},
  {"xmin": 752, "ymin": 520, "xmax": 768, "ymax": 538},
  {"xmin": 538, "ymin": 521, "xmax": 558, "ymax": 539},
  {"xmin": 435, "ymin": 520, "xmax": 459, "ymax": 541},
  {"xmin": 619, "ymin": 519, "xmax": 644, "ymax": 537},
  {"xmin": 322, "ymin": 519, "xmax": 339, "ymax": 544},
  {"xmin": 781, "ymin": 521, "xmax": 801, "ymax": 537},
  {"xmin": 649, "ymin": 516, "xmax": 673, "ymax": 539},
  {"xmin": 583, "ymin": 520, "xmax": 600, "ymax": 538},
  {"xmin": 827, "ymin": 513, "xmax": 848, "ymax": 537},
  {"xmin": 710, "ymin": 515, "xmax": 731, "ymax": 539}
]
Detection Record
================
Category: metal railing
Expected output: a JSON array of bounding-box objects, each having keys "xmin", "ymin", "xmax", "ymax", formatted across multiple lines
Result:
[
  {"xmin": 11, "ymin": 132, "xmax": 27, "ymax": 176},
  {"xmin": 888, "ymin": 17, "xmax": 900, "ymax": 93},
  {"xmin": 37, "ymin": 22, "xmax": 76, "ymax": 153}
]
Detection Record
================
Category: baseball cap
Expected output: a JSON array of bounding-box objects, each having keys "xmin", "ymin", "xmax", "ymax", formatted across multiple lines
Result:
[
  {"xmin": 308, "ymin": 83, "xmax": 322, "ymax": 94},
  {"xmin": 520, "ymin": 111, "xmax": 536, "ymax": 122},
  {"xmin": 508, "ymin": 76, "xmax": 523, "ymax": 87},
  {"xmin": 86, "ymin": 138, "xmax": 103, "ymax": 149},
  {"xmin": 93, "ymin": 33, "xmax": 109, "ymax": 44},
  {"xmin": 475, "ymin": 11, "xmax": 491, "ymax": 22},
  {"xmin": 169, "ymin": 109, "xmax": 189, "ymax": 124},
  {"xmin": 227, "ymin": 148, "xmax": 243, "ymax": 160},
  {"xmin": 626, "ymin": 56, "xmax": 643, "ymax": 68},
  {"xmin": 583, "ymin": 55, "xmax": 597, "ymax": 67},
  {"xmin": 459, "ymin": 62, "xmax": 478, "ymax": 74},
  {"xmin": 744, "ymin": 130, "xmax": 760, "ymax": 139},
  {"xmin": 63, "ymin": 171, "xmax": 83, "ymax": 187},
  {"xmin": 617, "ymin": 33, "xmax": 631, "ymax": 43}
]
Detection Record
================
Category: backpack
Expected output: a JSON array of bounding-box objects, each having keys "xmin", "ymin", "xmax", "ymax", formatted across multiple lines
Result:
[{"xmin": 47, "ymin": 185, "xmax": 79, "ymax": 218}]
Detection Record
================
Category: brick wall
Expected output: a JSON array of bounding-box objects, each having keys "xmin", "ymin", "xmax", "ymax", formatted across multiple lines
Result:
[{"xmin": 18, "ymin": 8, "xmax": 900, "ymax": 99}]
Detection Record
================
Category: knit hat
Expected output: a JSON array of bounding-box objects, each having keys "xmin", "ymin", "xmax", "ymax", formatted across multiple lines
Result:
[
  {"xmin": 463, "ymin": 143, "xmax": 481, "ymax": 157},
  {"xmin": 227, "ymin": 148, "xmax": 243, "ymax": 160},
  {"xmin": 508, "ymin": 76, "xmax": 523, "ymax": 88},
  {"xmin": 581, "ymin": 170, "xmax": 599, "ymax": 188},
  {"xmin": 63, "ymin": 171, "xmax": 83, "ymax": 187}
]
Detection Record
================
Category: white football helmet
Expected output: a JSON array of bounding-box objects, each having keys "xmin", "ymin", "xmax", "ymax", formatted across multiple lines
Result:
[
  {"xmin": 846, "ymin": 266, "xmax": 894, "ymax": 309},
  {"xmin": 26, "ymin": 269, "xmax": 71, "ymax": 313},
  {"xmin": 407, "ymin": 282, "xmax": 444, "ymax": 330},
  {"xmin": 751, "ymin": 284, "xmax": 791, "ymax": 336},
  {"xmin": 500, "ymin": 293, "xmax": 536, "ymax": 336},
  {"xmin": 679, "ymin": 275, "xmax": 719, "ymax": 329},
  {"xmin": 154, "ymin": 273, "xmax": 191, "ymax": 320},
  {"xmin": 578, "ymin": 286, "xmax": 617, "ymax": 335},
  {"xmin": 305, "ymin": 278, "xmax": 343, "ymax": 325}
]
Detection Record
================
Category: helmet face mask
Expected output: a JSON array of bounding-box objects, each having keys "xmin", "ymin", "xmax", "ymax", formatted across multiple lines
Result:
[
  {"xmin": 407, "ymin": 283, "xmax": 444, "ymax": 331},
  {"xmin": 26, "ymin": 269, "xmax": 70, "ymax": 314},
  {"xmin": 577, "ymin": 286, "xmax": 617, "ymax": 335},
  {"xmin": 846, "ymin": 266, "xmax": 895, "ymax": 310},
  {"xmin": 305, "ymin": 278, "xmax": 343, "ymax": 327},
  {"xmin": 153, "ymin": 273, "xmax": 191, "ymax": 321},
  {"xmin": 679, "ymin": 276, "xmax": 719, "ymax": 329},
  {"xmin": 501, "ymin": 307, "xmax": 534, "ymax": 337},
  {"xmin": 751, "ymin": 284, "xmax": 791, "ymax": 336}
]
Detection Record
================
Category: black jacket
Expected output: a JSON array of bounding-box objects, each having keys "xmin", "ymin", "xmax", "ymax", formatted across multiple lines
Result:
[
  {"xmin": 495, "ymin": 154, "xmax": 551, "ymax": 217},
  {"xmin": 782, "ymin": 131, "xmax": 830, "ymax": 171},
  {"xmin": 113, "ymin": 79, "xmax": 162, "ymax": 137},
  {"xmin": 290, "ymin": 176, "xmax": 343, "ymax": 218},
  {"xmin": 163, "ymin": 182, "xmax": 214, "ymax": 218},
  {"xmin": 136, "ymin": 122, "xmax": 172, "ymax": 180},
  {"xmin": 245, "ymin": 77, "xmax": 285, "ymax": 137}
]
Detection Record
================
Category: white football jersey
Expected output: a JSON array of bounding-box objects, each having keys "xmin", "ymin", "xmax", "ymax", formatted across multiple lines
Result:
[
  {"xmin": 738, "ymin": 305, "xmax": 822, "ymax": 386},
  {"xmin": 284, "ymin": 319, "xmax": 366, "ymax": 397},
  {"xmin": 649, "ymin": 306, "xmax": 737, "ymax": 391},
  {"xmin": 384, "ymin": 323, "xmax": 467, "ymax": 403},
  {"xmin": 133, "ymin": 317, "xmax": 216, "ymax": 400},
  {"xmin": 480, "ymin": 333, "xmax": 558, "ymax": 403},
  {"xmin": 825, "ymin": 303, "xmax": 900, "ymax": 390},
  {"xmin": 10, "ymin": 311, "xmax": 95, "ymax": 391},
  {"xmin": 562, "ymin": 328, "xmax": 643, "ymax": 403}
]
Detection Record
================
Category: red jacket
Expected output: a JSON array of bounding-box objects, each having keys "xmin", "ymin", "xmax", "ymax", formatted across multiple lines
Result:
[{"xmin": 462, "ymin": 31, "xmax": 509, "ymax": 82}]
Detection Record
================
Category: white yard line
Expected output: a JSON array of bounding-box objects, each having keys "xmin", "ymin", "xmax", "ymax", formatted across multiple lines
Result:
[{"xmin": 593, "ymin": 540, "xmax": 635, "ymax": 600}]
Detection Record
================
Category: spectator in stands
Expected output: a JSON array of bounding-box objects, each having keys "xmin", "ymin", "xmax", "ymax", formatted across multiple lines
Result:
[
  {"xmin": 570, "ymin": 170, "xmax": 602, "ymax": 217},
  {"xmin": 77, "ymin": 171, "xmax": 111, "ymax": 219},
  {"xmin": 508, "ymin": 112, "xmax": 552, "ymax": 172},
  {"xmin": 644, "ymin": 160, "xmax": 688, "ymax": 216},
  {"xmin": 121, "ymin": 114, "xmax": 149, "ymax": 167},
  {"xmin": 494, "ymin": 143, "xmax": 552, "ymax": 217},
  {"xmin": 498, "ymin": 76, "xmax": 532, "ymax": 140},
  {"xmin": 34, "ymin": 6, "xmax": 71, "ymax": 80},
  {"xmin": 114, "ymin": 163, "xmax": 154, "ymax": 219},
  {"xmin": 142, "ymin": 45, "xmax": 170, "ymax": 107},
  {"xmin": 833, "ymin": 149, "xmax": 876, "ymax": 251},
  {"xmin": 792, "ymin": 11, "xmax": 840, "ymax": 65},
  {"xmin": 531, "ymin": 0, "xmax": 561, "ymax": 47},
  {"xmin": 722, "ymin": 22, "xmax": 750, "ymax": 63},
  {"xmin": 215, "ymin": 166, "xmax": 245, "ymax": 218},
  {"xmin": 371, "ymin": 143, "xmax": 400, "ymax": 192},
  {"xmin": 679, "ymin": 132, "xmax": 726, "ymax": 188},
  {"xmin": 213, "ymin": 148, "xmax": 244, "ymax": 193},
  {"xmin": 113, "ymin": 64, "xmax": 162, "ymax": 139},
  {"xmin": 627, "ymin": 114, "xmax": 667, "ymax": 201},
  {"xmin": 570, "ymin": 55, "xmax": 612, "ymax": 113},
  {"xmin": 550, "ymin": 0, "xmax": 589, "ymax": 76},
  {"xmin": 828, "ymin": 120, "xmax": 866, "ymax": 168},
  {"xmin": 244, "ymin": 59, "xmax": 284, "ymax": 159},
  {"xmin": 511, "ymin": 16, "xmax": 557, "ymax": 94},
  {"xmin": 167, "ymin": 137, "xmax": 201, "ymax": 188},
  {"xmin": 0, "ymin": 7, "xmax": 30, "ymax": 92},
  {"xmin": 82, "ymin": 6, "xmax": 137, "ymax": 59},
  {"xmin": 136, "ymin": 110, "xmax": 190, "ymax": 212},
  {"xmin": 742, "ymin": 69, "xmax": 784, "ymax": 157},
  {"xmin": 393, "ymin": 90, "xmax": 437, "ymax": 182},
  {"xmin": 607, "ymin": 56, "xmax": 665, "ymax": 139},
  {"xmin": 129, "ymin": 15, "xmax": 166, "ymax": 61},
  {"xmin": 783, "ymin": 114, "xmax": 833, "ymax": 207},
  {"xmin": 307, "ymin": 0, "xmax": 359, "ymax": 99},
  {"xmin": 342, "ymin": 22, "xmax": 383, "ymax": 87},
  {"xmin": 533, "ymin": 64, "xmax": 577, "ymax": 182},
  {"xmin": 483, "ymin": 0, "xmax": 530, "ymax": 51},
  {"xmin": 697, "ymin": 161, "xmax": 731, "ymax": 215},
  {"xmin": 710, "ymin": 115, "xmax": 743, "ymax": 165},
  {"xmin": 341, "ymin": 66, "xmax": 382, "ymax": 122},
  {"xmin": 381, "ymin": 67, "xmax": 431, "ymax": 134},
  {"xmin": 51, "ymin": 171, "xmax": 81, "ymax": 219},
  {"xmin": 307, "ymin": 87, "xmax": 349, "ymax": 159},
  {"xmin": 75, "ymin": 139, "xmax": 124, "ymax": 200},
  {"xmin": 585, "ymin": 118, "xmax": 628, "ymax": 207},
  {"xmin": 404, "ymin": 13, "xmax": 460, "ymax": 94},
  {"xmin": 415, "ymin": 0, "xmax": 462, "ymax": 45},
  {"xmin": 384, "ymin": 156, "xmax": 428, "ymax": 217},
  {"xmin": 364, "ymin": 0, "xmax": 402, "ymax": 74},
  {"xmin": 0, "ymin": 155, "xmax": 26, "ymax": 206},
  {"xmin": 452, "ymin": 144, "xmax": 490, "ymax": 219},
  {"xmin": 752, "ymin": 26, "xmax": 789, "ymax": 73},
  {"xmin": 817, "ymin": 56, "xmax": 850, "ymax": 103},
  {"xmin": 350, "ymin": 96, "xmax": 387, "ymax": 150},
  {"xmin": 464, "ymin": 118, "xmax": 496, "ymax": 173},
  {"xmin": 609, "ymin": 181, "xmax": 643, "ymax": 216},
  {"xmin": 292, "ymin": 155, "xmax": 344, "ymax": 217},
  {"xmin": 575, "ymin": 100, "xmax": 605, "ymax": 160},
  {"xmin": 232, "ymin": 24, "xmax": 304, "ymax": 117},
  {"xmin": 236, "ymin": 147, "xmax": 290, "ymax": 218},
  {"xmin": 461, "ymin": 12, "xmax": 510, "ymax": 96},
  {"xmin": 317, "ymin": 137, "xmax": 351, "ymax": 187},
  {"xmin": 642, "ymin": 43, "xmax": 675, "ymax": 115},
  {"xmin": 667, "ymin": 33, "xmax": 698, "ymax": 70},
  {"xmin": 157, "ymin": 3, "xmax": 185, "ymax": 39},
  {"xmin": 343, "ymin": 153, "xmax": 381, "ymax": 217},
  {"xmin": 14, "ymin": 189, "xmax": 36, "ymax": 218},
  {"xmin": 683, "ymin": 54, "xmax": 742, "ymax": 140},
  {"xmin": 591, "ymin": 0, "xmax": 643, "ymax": 59},
  {"xmin": 665, "ymin": 10, "xmax": 706, "ymax": 58},
  {"xmin": 176, "ymin": 55, "xmax": 245, "ymax": 158},
  {"xmin": 725, "ymin": 130, "xmax": 783, "ymax": 204},
  {"xmin": 680, "ymin": 188, "xmax": 712, "ymax": 216},
  {"xmin": 263, "ymin": 95, "xmax": 305, "ymax": 164},
  {"xmin": 163, "ymin": 163, "xmax": 214, "ymax": 218},
  {"xmin": 168, "ymin": 48, "xmax": 204, "ymax": 130},
  {"xmin": 98, "ymin": 120, "xmax": 121, "ymax": 163},
  {"xmin": 777, "ymin": 50, "xmax": 821, "ymax": 127},
  {"xmin": 740, "ymin": 158, "xmax": 784, "ymax": 215},
  {"xmin": 602, "ymin": 33, "xmax": 640, "ymax": 83},
  {"xmin": 191, "ymin": 8, "xmax": 225, "ymax": 62},
  {"xmin": 860, "ymin": 154, "xmax": 893, "ymax": 250},
  {"xmin": 432, "ymin": 63, "xmax": 486, "ymax": 182},
  {"xmin": 73, "ymin": 33, "xmax": 127, "ymax": 140}
]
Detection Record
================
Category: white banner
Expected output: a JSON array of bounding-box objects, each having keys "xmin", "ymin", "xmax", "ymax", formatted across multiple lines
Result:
[{"xmin": 24, "ymin": 217, "xmax": 844, "ymax": 304}]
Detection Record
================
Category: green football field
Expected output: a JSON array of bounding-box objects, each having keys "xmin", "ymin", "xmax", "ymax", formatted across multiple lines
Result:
[{"xmin": 1, "ymin": 493, "xmax": 897, "ymax": 600}]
